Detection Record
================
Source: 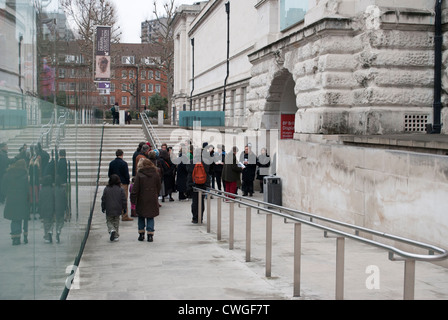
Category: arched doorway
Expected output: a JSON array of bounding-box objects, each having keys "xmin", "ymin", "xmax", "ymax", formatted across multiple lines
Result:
[{"xmin": 262, "ymin": 68, "xmax": 297, "ymax": 139}]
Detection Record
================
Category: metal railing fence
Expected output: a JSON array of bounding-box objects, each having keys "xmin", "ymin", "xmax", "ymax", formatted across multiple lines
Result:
[
  {"xmin": 193, "ymin": 187, "xmax": 448, "ymax": 300},
  {"xmin": 140, "ymin": 112, "xmax": 161, "ymax": 149}
]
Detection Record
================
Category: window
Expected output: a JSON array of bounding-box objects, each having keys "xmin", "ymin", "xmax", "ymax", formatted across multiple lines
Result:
[
  {"xmin": 241, "ymin": 87, "xmax": 247, "ymax": 114},
  {"xmin": 155, "ymin": 84, "xmax": 161, "ymax": 93},
  {"xmin": 122, "ymin": 56, "xmax": 135, "ymax": 64},
  {"xmin": 141, "ymin": 70, "xmax": 146, "ymax": 79},
  {"xmin": 122, "ymin": 96, "xmax": 128, "ymax": 105},
  {"xmin": 122, "ymin": 83, "xmax": 127, "ymax": 92},
  {"xmin": 141, "ymin": 96, "xmax": 146, "ymax": 106},
  {"xmin": 148, "ymin": 84, "xmax": 153, "ymax": 92},
  {"xmin": 110, "ymin": 96, "xmax": 115, "ymax": 105},
  {"xmin": 148, "ymin": 70, "xmax": 154, "ymax": 80},
  {"xmin": 155, "ymin": 71, "xmax": 161, "ymax": 80},
  {"xmin": 122, "ymin": 70, "xmax": 127, "ymax": 79},
  {"xmin": 280, "ymin": 0, "xmax": 308, "ymax": 31},
  {"xmin": 58, "ymin": 69, "xmax": 66, "ymax": 78},
  {"xmin": 141, "ymin": 84, "xmax": 146, "ymax": 92},
  {"xmin": 129, "ymin": 70, "xmax": 135, "ymax": 79}
]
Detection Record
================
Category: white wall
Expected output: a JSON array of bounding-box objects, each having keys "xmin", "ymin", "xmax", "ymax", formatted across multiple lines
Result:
[{"xmin": 278, "ymin": 137, "xmax": 448, "ymax": 260}]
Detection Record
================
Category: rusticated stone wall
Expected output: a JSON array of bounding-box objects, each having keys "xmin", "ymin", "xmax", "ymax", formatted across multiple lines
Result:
[{"xmin": 248, "ymin": 8, "xmax": 446, "ymax": 134}]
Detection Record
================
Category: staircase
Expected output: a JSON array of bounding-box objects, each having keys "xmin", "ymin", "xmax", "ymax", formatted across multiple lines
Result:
[
  {"xmin": 150, "ymin": 126, "xmax": 191, "ymax": 149},
  {"xmin": 5, "ymin": 123, "xmax": 182, "ymax": 186},
  {"xmin": 62, "ymin": 124, "xmax": 147, "ymax": 186}
]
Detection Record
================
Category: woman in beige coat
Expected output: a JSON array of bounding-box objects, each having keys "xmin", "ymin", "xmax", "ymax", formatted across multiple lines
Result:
[{"xmin": 130, "ymin": 158, "xmax": 161, "ymax": 242}]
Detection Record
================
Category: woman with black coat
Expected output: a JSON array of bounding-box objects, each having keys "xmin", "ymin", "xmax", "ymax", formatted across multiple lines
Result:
[{"xmin": 2, "ymin": 159, "xmax": 30, "ymax": 245}]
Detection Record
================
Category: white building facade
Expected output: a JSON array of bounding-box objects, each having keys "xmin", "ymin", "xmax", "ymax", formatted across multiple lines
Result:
[{"xmin": 172, "ymin": 0, "xmax": 448, "ymax": 256}]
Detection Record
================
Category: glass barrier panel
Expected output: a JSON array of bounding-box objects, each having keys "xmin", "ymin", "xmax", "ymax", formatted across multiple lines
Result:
[{"xmin": 0, "ymin": 0, "xmax": 103, "ymax": 299}]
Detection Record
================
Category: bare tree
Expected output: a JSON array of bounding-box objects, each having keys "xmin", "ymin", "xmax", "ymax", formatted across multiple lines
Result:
[
  {"xmin": 61, "ymin": 0, "xmax": 121, "ymax": 74},
  {"xmin": 150, "ymin": 0, "xmax": 176, "ymax": 122}
]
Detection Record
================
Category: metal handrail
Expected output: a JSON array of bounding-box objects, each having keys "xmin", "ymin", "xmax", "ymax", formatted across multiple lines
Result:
[
  {"xmin": 208, "ymin": 189, "xmax": 447, "ymax": 260},
  {"xmin": 140, "ymin": 112, "xmax": 161, "ymax": 149},
  {"xmin": 193, "ymin": 186, "xmax": 448, "ymax": 300}
]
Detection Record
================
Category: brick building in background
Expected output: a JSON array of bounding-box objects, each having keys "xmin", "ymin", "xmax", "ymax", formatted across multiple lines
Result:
[{"xmin": 56, "ymin": 42, "xmax": 167, "ymax": 113}]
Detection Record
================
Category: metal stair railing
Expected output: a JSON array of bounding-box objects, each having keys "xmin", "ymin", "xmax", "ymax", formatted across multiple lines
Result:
[
  {"xmin": 140, "ymin": 112, "xmax": 161, "ymax": 149},
  {"xmin": 193, "ymin": 187, "xmax": 448, "ymax": 300}
]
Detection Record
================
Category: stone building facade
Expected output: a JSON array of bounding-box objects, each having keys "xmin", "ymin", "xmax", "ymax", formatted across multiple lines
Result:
[{"xmin": 172, "ymin": 0, "xmax": 448, "ymax": 255}]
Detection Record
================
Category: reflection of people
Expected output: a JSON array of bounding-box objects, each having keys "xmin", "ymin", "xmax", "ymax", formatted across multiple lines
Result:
[
  {"xmin": 95, "ymin": 55, "xmax": 110, "ymax": 79},
  {"xmin": 0, "ymin": 142, "xmax": 15, "ymax": 203},
  {"xmin": 41, "ymin": 58, "xmax": 54, "ymax": 100},
  {"xmin": 2, "ymin": 160, "xmax": 30, "ymax": 245},
  {"xmin": 40, "ymin": 175, "xmax": 55, "ymax": 243}
]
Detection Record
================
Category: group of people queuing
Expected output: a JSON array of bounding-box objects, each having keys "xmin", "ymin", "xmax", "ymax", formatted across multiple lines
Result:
[
  {"xmin": 102, "ymin": 140, "xmax": 271, "ymax": 243},
  {"xmin": 0, "ymin": 142, "xmax": 68, "ymax": 246}
]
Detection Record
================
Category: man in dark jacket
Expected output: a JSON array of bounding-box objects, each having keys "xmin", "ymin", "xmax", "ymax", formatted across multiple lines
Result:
[
  {"xmin": 186, "ymin": 147, "xmax": 210, "ymax": 224},
  {"xmin": 108, "ymin": 149, "xmax": 132, "ymax": 221},
  {"xmin": 2, "ymin": 159, "xmax": 30, "ymax": 245},
  {"xmin": 240, "ymin": 144, "xmax": 257, "ymax": 196}
]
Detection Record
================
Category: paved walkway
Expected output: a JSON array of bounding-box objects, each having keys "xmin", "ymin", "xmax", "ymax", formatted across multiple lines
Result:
[{"xmin": 66, "ymin": 187, "xmax": 448, "ymax": 301}]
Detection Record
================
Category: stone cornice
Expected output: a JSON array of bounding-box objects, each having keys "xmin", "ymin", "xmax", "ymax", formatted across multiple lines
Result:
[{"xmin": 248, "ymin": 17, "xmax": 354, "ymax": 64}]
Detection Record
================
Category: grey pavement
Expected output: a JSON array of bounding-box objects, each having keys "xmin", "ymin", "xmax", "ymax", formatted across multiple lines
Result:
[{"xmin": 67, "ymin": 187, "xmax": 448, "ymax": 301}]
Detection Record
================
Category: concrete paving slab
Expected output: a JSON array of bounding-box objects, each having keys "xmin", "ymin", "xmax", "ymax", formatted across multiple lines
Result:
[{"xmin": 67, "ymin": 188, "xmax": 448, "ymax": 301}]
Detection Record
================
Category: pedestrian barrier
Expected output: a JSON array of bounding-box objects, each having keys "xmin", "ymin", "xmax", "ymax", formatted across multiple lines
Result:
[
  {"xmin": 60, "ymin": 124, "xmax": 105, "ymax": 300},
  {"xmin": 193, "ymin": 187, "xmax": 448, "ymax": 300}
]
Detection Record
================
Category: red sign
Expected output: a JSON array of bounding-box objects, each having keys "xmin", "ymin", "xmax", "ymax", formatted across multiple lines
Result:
[{"xmin": 280, "ymin": 114, "xmax": 295, "ymax": 140}]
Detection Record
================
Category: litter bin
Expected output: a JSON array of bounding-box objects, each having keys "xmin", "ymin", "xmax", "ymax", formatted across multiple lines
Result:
[{"xmin": 263, "ymin": 176, "xmax": 282, "ymax": 207}]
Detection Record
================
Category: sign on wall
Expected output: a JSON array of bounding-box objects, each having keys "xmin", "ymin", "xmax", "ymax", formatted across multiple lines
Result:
[{"xmin": 280, "ymin": 114, "xmax": 295, "ymax": 140}]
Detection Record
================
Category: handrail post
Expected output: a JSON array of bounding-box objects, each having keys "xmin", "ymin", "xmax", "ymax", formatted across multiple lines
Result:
[
  {"xmin": 293, "ymin": 223, "xmax": 302, "ymax": 297},
  {"xmin": 198, "ymin": 190, "xmax": 202, "ymax": 225},
  {"xmin": 335, "ymin": 237, "xmax": 345, "ymax": 300},
  {"xmin": 229, "ymin": 201, "xmax": 234, "ymax": 250},
  {"xmin": 266, "ymin": 213, "xmax": 272, "ymax": 277},
  {"xmin": 207, "ymin": 193, "xmax": 211, "ymax": 233},
  {"xmin": 404, "ymin": 260, "xmax": 416, "ymax": 300},
  {"xmin": 217, "ymin": 197, "xmax": 222, "ymax": 240},
  {"xmin": 246, "ymin": 207, "xmax": 251, "ymax": 262}
]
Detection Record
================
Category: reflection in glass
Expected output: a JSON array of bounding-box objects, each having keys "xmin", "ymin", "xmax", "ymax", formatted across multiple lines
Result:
[
  {"xmin": 0, "ymin": 0, "xmax": 102, "ymax": 299},
  {"xmin": 280, "ymin": 0, "xmax": 308, "ymax": 31}
]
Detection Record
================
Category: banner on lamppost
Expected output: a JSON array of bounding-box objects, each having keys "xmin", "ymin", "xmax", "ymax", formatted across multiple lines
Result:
[{"xmin": 95, "ymin": 26, "xmax": 111, "ymax": 82}]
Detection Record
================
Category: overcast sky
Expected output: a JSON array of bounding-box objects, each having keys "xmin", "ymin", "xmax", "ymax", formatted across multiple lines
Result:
[{"xmin": 110, "ymin": 0, "xmax": 200, "ymax": 43}]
